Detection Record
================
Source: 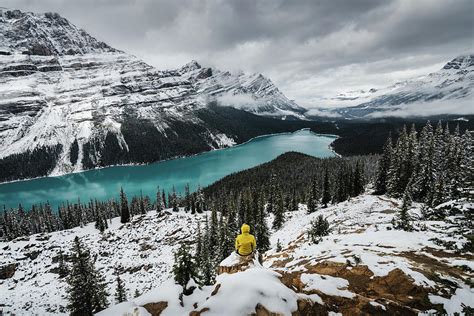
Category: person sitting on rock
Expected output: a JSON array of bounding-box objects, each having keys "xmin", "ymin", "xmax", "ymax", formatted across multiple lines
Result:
[{"xmin": 235, "ymin": 223, "xmax": 257, "ymax": 258}]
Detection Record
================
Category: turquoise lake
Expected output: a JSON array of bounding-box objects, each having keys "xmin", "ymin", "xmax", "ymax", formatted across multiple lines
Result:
[{"xmin": 0, "ymin": 130, "xmax": 337, "ymax": 210}]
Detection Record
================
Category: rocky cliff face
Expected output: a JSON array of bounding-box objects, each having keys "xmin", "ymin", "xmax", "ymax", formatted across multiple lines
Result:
[
  {"xmin": 0, "ymin": 8, "xmax": 307, "ymax": 181},
  {"xmin": 0, "ymin": 8, "xmax": 117, "ymax": 56}
]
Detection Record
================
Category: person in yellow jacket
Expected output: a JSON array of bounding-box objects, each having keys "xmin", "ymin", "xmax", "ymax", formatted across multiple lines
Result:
[{"xmin": 235, "ymin": 223, "xmax": 257, "ymax": 256}]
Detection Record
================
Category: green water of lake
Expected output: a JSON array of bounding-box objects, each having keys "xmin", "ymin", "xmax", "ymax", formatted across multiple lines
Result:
[{"xmin": 0, "ymin": 130, "xmax": 337, "ymax": 210}]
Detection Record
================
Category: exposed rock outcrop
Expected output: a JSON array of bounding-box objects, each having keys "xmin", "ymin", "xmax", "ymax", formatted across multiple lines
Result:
[{"xmin": 0, "ymin": 262, "xmax": 18, "ymax": 279}]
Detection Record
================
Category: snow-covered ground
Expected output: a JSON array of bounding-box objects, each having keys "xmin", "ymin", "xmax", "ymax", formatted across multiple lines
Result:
[
  {"xmin": 0, "ymin": 209, "xmax": 207, "ymax": 315},
  {"xmin": 1, "ymin": 194, "xmax": 473, "ymax": 315}
]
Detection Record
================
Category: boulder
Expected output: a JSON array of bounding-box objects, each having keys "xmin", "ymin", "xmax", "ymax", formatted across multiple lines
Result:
[
  {"xmin": 217, "ymin": 252, "xmax": 257, "ymax": 275},
  {"xmin": 0, "ymin": 262, "xmax": 18, "ymax": 279},
  {"xmin": 142, "ymin": 302, "xmax": 168, "ymax": 316}
]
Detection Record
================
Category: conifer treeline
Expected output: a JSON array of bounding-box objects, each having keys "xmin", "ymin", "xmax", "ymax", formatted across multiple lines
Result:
[
  {"xmin": 204, "ymin": 152, "xmax": 376, "ymax": 215},
  {"xmin": 1, "ymin": 153, "xmax": 375, "ymax": 242},
  {"xmin": 375, "ymin": 121, "xmax": 473, "ymax": 206}
]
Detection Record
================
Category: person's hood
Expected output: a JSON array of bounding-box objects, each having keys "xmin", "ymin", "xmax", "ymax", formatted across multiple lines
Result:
[{"xmin": 241, "ymin": 223, "xmax": 250, "ymax": 234}]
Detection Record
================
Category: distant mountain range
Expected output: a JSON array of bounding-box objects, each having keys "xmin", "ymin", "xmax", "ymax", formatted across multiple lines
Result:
[
  {"xmin": 0, "ymin": 8, "xmax": 307, "ymax": 181},
  {"xmin": 310, "ymin": 54, "xmax": 474, "ymax": 119}
]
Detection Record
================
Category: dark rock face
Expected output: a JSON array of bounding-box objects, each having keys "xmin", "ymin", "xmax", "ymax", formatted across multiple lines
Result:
[
  {"xmin": 0, "ymin": 262, "xmax": 18, "ymax": 279},
  {"xmin": 0, "ymin": 8, "xmax": 118, "ymax": 56},
  {"xmin": 443, "ymin": 55, "xmax": 474, "ymax": 70},
  {"xmin": 197, "ymin": 67, "xmax": 213, "ymax": 79}
]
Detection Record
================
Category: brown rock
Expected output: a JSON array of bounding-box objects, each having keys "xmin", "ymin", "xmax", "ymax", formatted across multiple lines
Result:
[
  {"xmin": 142, "ymin": 302, "xmax": 168, "ymax": 316},
  {"xmin": 217, "ymin": 253, "xmax": 254, "ymax": 275},
  {"xmin": 189, "ymin": 307, "xmax": 209, "ymax": 316}
]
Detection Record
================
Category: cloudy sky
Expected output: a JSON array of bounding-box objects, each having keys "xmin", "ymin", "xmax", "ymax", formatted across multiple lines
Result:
[{"xmin": 4, "ymin": 0, "xmax": 473, "ymax": 108}]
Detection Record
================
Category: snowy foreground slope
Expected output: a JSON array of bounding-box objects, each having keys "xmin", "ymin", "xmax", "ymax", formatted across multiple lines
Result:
[
  {"xmin": 2, "ymin": 194, "xmax": 472, "ymax": 315},
  {"xmin": 0, "ymin": 210, "xmax": 206, "ymax": 315}
]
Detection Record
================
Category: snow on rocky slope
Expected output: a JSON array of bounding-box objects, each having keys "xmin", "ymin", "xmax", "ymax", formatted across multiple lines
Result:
[
  {"xmin": 0, "ymin": 8, "xmax": 306, "ymax": 177},
  {"xmin": 101, "ymin": 195, "xmax": 472, "ymax": 315},
  {"xmin": 3, "ymin": 194, "xmax": 471, "ymax": 315},
  {"xmin": 314, "ymin": 54, "xmax": 474, "ymax": 119},
  {"xmin": 0, "ymin": 209, "xmax": 207, "ymax": 315}
]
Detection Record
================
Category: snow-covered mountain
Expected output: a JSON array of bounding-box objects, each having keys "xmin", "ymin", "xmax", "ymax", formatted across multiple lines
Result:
[
  {"xmin": 314, "ymin": 54, "xmax": 474, "ymax": 119},
  {"xmin": 0, "ymin": 8, "xmax": 306, "ymax": 179},
  {"xmin": 2, "ymin": 195, "xmax": 472, "ymax": 315}
]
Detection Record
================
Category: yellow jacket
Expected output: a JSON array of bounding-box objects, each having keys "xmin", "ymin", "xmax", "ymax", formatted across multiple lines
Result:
[{"xmin": 235, "ymin": 224, "xmax": 257, "ymax": 256}]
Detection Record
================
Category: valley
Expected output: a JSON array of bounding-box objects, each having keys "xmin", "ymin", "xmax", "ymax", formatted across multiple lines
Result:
[{"xmin": 0, "ymin": 4, "xmax": 473, "ymax": 316}]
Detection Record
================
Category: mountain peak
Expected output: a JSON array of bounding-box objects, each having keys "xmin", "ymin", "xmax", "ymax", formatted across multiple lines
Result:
[
  {"xmin": 0, "ymin": 8, "xmax": 117, "ymax": 56},
  {"xmin": 442, "ymin": 54, "xmax": 474, "ymax": 70},
  {"xmin": 180, "ymin": 60, "xmax": 202, "ymax": 73}
]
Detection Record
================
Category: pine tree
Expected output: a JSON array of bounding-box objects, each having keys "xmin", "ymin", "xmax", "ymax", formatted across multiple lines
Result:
[
  {"xmin": 134, "ymin": 289, "xmax": 141, "ymax": 298},
  {"xmin": 94, "ymin": 206, "xmax": 106, "ymax": 233},
  {"xmin": 255, "ymin": 192, "xmax": 271, "ymax": 252},
  {"xmin": 184, "ymin": 184, "xmax": 191, "ymax": 212},
  {"xmin": 139, "ymin": 191, "xmax": 146, "ymax": 215},
  {"xmin": 290, "ymin": 188, "xmax": 298, "ymax": 212},
  {"xmin": 460, "ymin": 130, "xmax": 474, "ymax": 200},
  {"xmin": 227, "ymin": 200, "xmax": 239, "ymax": 238},
  {"xmin": 276, "ymin": 239, "xmax": 282, "ymax": 252},
  {"xmin": 404, "ymin": 124, "xmax": 419, "ymax": 187},
  {"xmin": 218, "ymin": 214, "xmax": 233, "ymax": 261},
  {"xmin": 209, "ymin": 208, "xmax": 219, "ymax": 255},
  {"xmin": 396, "ymin": 182, "xmax": 413, "ymax": 231},
  {"xmin": 307, "ymin": 178, "xmax": 319, "ymax": 213},
  {"xmin": 66, "ymin": 236, "xmax": 109, "ymax": 315},
  {"xmin": 266, "ymin": 173, "xmax": 277, "ymax": 214},
  {"xmin": 237, "ymin": 192, "xmax": 246, "ymax": 227},
  {"xmin": 195, "ymin": 222, "xmax": 203, "ymax": 266},
  {"xmin": 199, "ymin": 216, "xmax": 215, "ymax": 285},
  {"xmin": 321, "ymin": 170, "xmax": 331, "ymax": 207},
  {"xmin": 120, "ymin": 187, "xmax": 130, "ymax": 224},
  {"xmin": 375, "ymin": 134, "xmax": 393, "ymax": 194},
  {"xmin": 413, "ymin": 122, "xmax": 435, "ymax": 202},
  {"xmin": 162, "ymin": 189, "xmax": 167, "ymax": 209},
  {"xmin": 308, "ymin": 215, "xmax": 330, "ymax": 244},
  {"xmin": 351, "ymin": 162, "xmax": 364, "ymax": 197},
  {"xmin": 387, "ymin": 125, "xmax": 409, "ymax": 196},
  {"xmin": 171, "ymin": 186, "xmax": 179, "ymax": 212},
  {"xmin": 173, "ymin": 243, "xmax": 198, "ymax": 294},
  {"xmin": 57, "ymin": 249, "xmax": 69, "ymax": 278},
  {"xmin": 155, "ymin": 186, "xmax": 163, "ymax": 213},
  {"xmin": 273, "ymin": 190, "xmax": 285, "ymax": 230},
  {"xmin": 446, "ymin": 124, "xmax": 462, "ymax": 199},
  {"xmin": 196, "ymin": 185, "xmax": 205, "ymax": 213},
  {"xmin": 334, "ymin": 168, "xmax": 347, "ymax": 203},
  {"xmin": 430, "ymin": 121, "xmax": 446, "ymax": 205},
  {"xmin": 431, "ymin": 173, "xmax": 447, "ymax": 207},
  {"xmin": 115, "ymin": 274, "xmax": 127, "ymax": 303}
]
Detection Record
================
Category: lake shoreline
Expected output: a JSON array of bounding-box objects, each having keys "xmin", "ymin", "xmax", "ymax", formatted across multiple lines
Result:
[
  {"xmin": 0, "ymin": 129, "xmax": 338, "ymax": 210},
  {"xmin": 0, "ymin": 129, "xmax": 339, "ymax": 186}
]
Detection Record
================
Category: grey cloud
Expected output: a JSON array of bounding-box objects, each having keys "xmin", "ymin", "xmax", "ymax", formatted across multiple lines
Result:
[{"xmin": 3, "ymin": 0, "xmax": 472, "ymax": 107}]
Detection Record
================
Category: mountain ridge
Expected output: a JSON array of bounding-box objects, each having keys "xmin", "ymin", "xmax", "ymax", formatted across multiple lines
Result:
[
  {"xmin": 0, "ymin": 8, "xmax": 308, "ymax": 182},
  {"xmin": 311, "ymin": 54, "xmax": 474, "ymax": 119}
]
